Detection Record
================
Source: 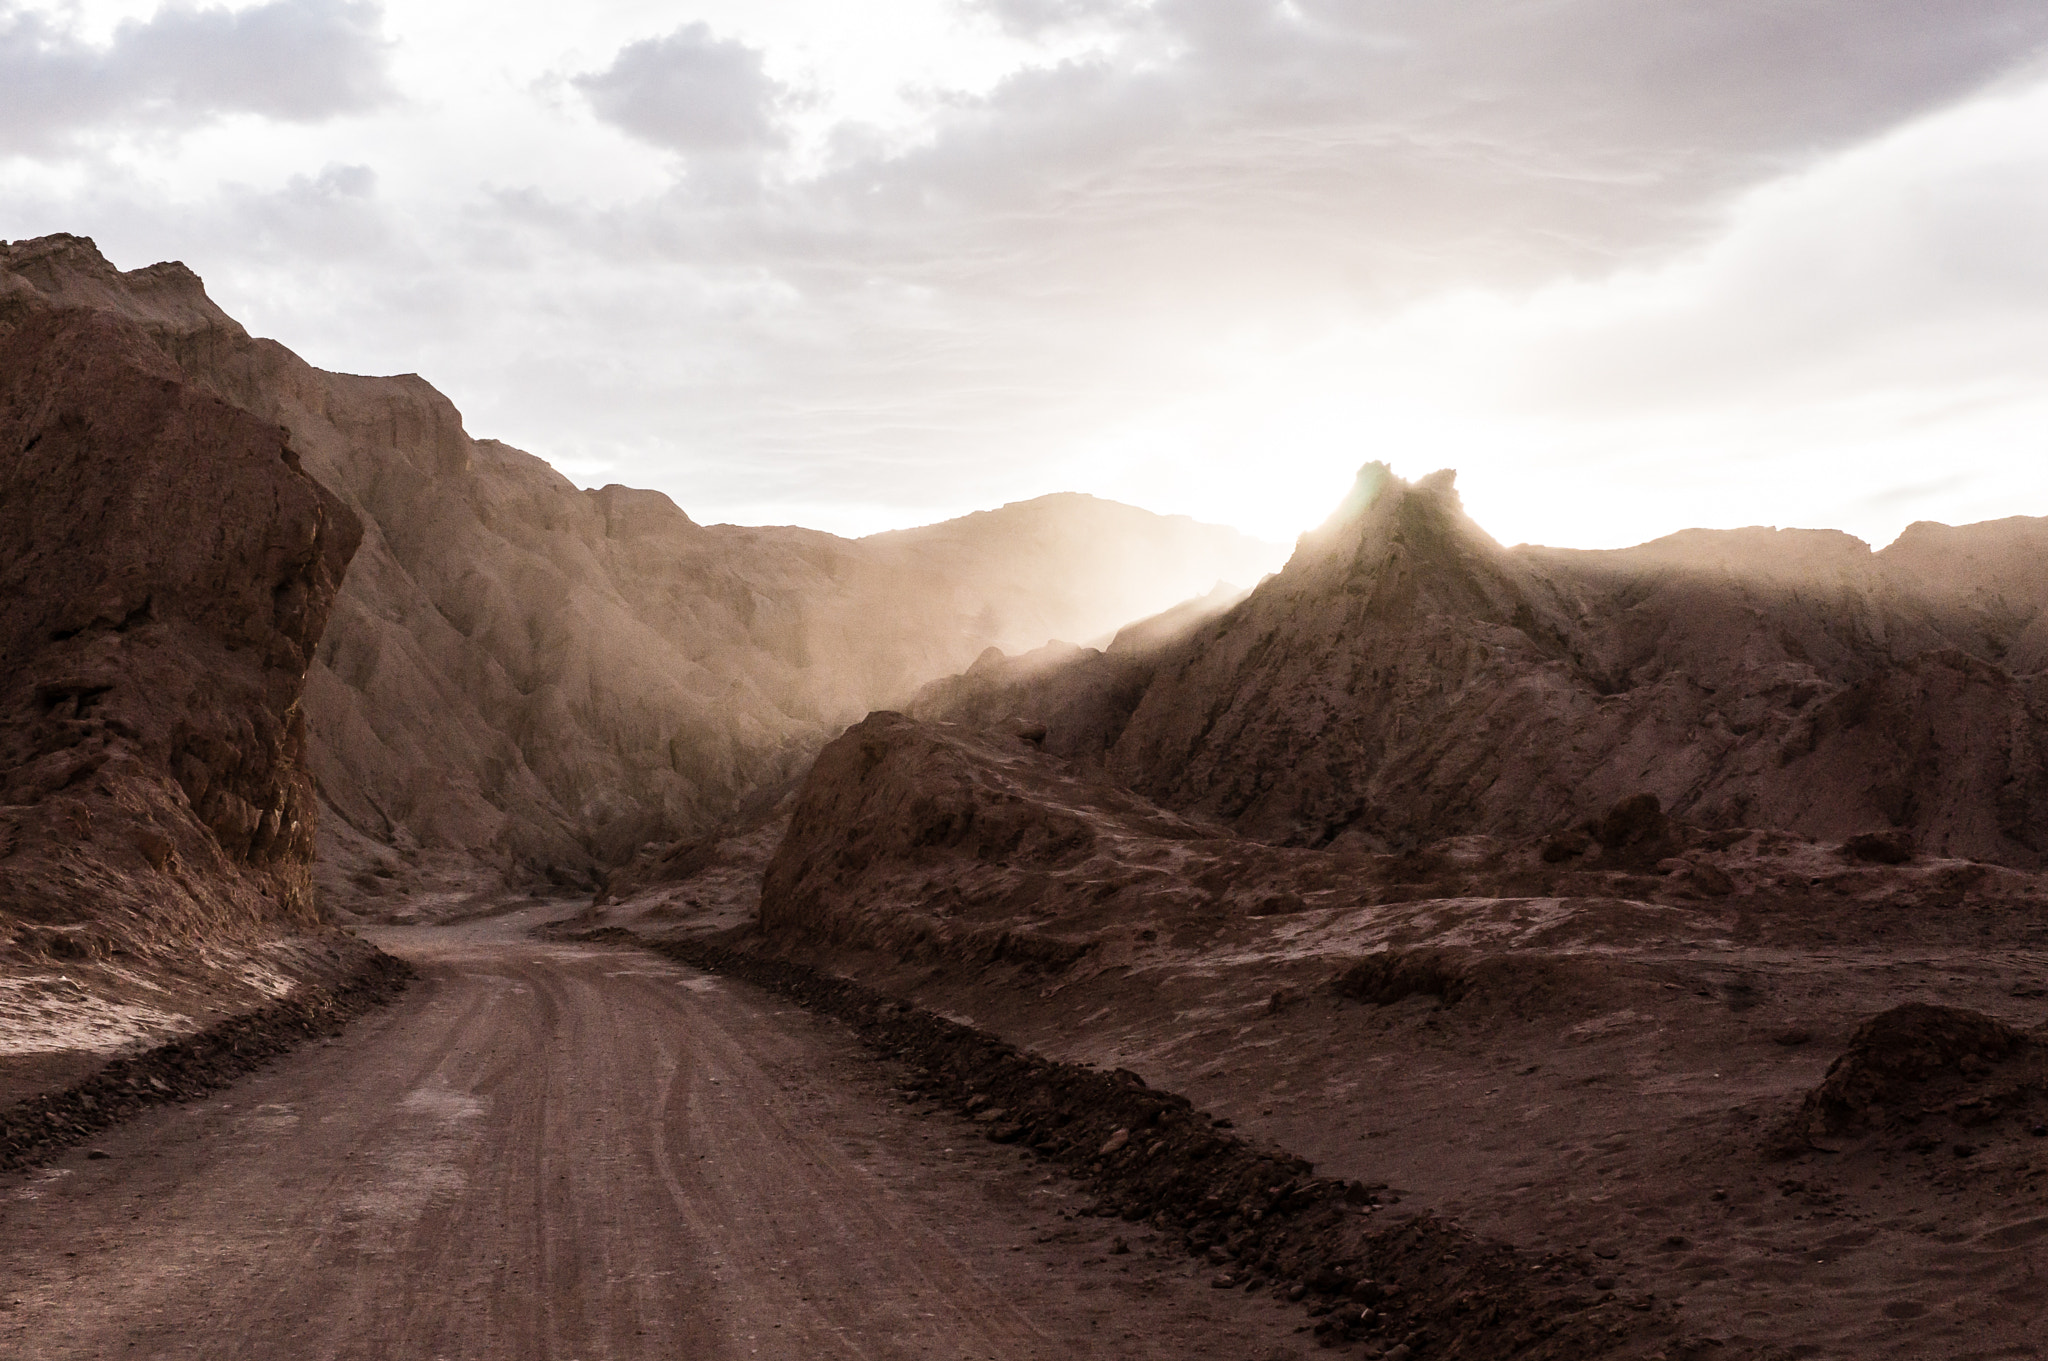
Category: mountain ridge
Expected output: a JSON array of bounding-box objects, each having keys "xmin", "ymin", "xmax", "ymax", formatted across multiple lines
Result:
[
  {"xmin": 1, "ymin": 233, "xmax": 1280, "ymax": 913},
  {"xmin": 916, "ymin": 462, "xmax": 2048, "ymax": 867}
]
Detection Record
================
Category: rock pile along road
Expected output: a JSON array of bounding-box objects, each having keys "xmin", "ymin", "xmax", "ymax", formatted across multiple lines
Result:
[{"xmin": 0, "ymin": 906, "xmax": 1302, "ymax": 1361}]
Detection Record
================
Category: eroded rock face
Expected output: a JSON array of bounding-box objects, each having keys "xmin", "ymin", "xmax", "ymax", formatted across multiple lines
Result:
[
  {"xmin": 920, "ymin": 463, "xmax": 2048, "ymax": 868},
  {"xmin": 3, "ymin": 234, "xmax": 1277, "ymax": 909},
  {"xmin": 0, "ymin": 305, "xmax": 360, "ymax": 964},
  {"xmin": 761, "ymin": 712, "xmax": 1734, "ymax": 965},
  {"xmin": 761, "ymin": 711, "xmax": 1231, "ymax": 963}
]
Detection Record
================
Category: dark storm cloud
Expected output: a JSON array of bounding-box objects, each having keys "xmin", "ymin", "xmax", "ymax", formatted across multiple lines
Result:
[
  {"xmin": 573, "ymin": 24, "xmax": 789, "ymax": 155},
  {"xmin": 0, "ymin": 0, "xmax": 394, "ymax": 154}
]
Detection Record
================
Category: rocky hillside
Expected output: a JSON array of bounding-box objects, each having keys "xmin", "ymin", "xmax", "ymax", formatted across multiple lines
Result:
[
  {"xmin": 1, "ymin": 234, "xmax": 1277, "ymax": 911},
  {"xmin": 0, "ymin": 304, "xmax": 358, "ymax": 978},
  {"xmin": 734, "ymin": 680, "xmax": 2048, "ymax": 1361},
  {"xmin": 917, "ymin": 463, "xmax": 2048, "ymax": 868}
]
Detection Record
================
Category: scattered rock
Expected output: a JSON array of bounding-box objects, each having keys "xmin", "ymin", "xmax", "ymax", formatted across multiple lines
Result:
[
  {"xmin": 1793, "ymin": 1003, "xmax": 2034, "ymax": 1139},
  {"xmin": 1598, "ymin": 795, "xmax": 1684, "ymax": 869},
  {"xmin": 1331, "ymin": 951, "xmax": 1467, "ymax": 1008},
  {"xmin": 1843, "ymin": 830, "xmax": 1915, "ymax": 865},
  {"xmin": 1684, "ymin": 860, "xmax": 1736, "ymax": 896},
  {"xmin": 1541, "ymin": 827, "xmax": 1593, "ymax": 863}
]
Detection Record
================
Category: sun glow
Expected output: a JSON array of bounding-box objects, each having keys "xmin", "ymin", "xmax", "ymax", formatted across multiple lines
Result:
[{"xmin": 1055, "ymin": 74, "xmax": 2048, "ymax": 551}]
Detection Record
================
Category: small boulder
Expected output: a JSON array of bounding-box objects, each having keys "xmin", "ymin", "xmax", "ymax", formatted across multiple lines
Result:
[
  {"xmin": 1594, "ymin": 794, "xmax": 1682, "ymax": 867},
  {"xmin": 1540, "ymin": 827, "xmax": 1592, "ymax": 863},
  {"xmin": 1795, "ymin": 1002, "xmax": 2031, "ymax": 1138},
  {"xmin": 1686, "ymin": 860, "xmax": 1736, "ymax": 896},
  {"xmin": 1842, "ymin": 829, "xmax": 1914, "ymax": 865}
]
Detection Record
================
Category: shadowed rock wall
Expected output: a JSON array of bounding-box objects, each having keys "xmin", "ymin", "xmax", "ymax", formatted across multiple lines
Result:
[
  {"xmin": 0, "ymin": 306, "xmax": 360, "ymax": 966},
  {"xmin": 3, "ymin": 234, "xmax": 1279, "ymax": 909}
]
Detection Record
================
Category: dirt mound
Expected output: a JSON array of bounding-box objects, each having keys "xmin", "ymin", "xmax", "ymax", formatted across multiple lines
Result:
[
  {"xmin": 759, "ymin": 710, "xmax": 2026, "ymax": 973},
  {"xmin": 0, "ymin": 304, "xmax": 359, "ymax": 974},
  {"xmin": 1796, "ymin": 1003, "xmax": 2040, "ymax": 1138},
  {"xmin": 914, "ymin": 463, "xmax": 2048, "ymax": 868}
]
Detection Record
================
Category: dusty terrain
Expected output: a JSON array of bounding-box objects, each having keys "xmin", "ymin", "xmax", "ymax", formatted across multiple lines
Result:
[
  {"xmin": 593, "ymin": 681, "xmax": 2048, "ymax": 1356},
  {"xmin": 5, "ymin": 232, "xmax": 1282, "ymax": 912},
  {"xmin": 0, "ymin": 906, "xmax": 1320, "ymax": 1361}
]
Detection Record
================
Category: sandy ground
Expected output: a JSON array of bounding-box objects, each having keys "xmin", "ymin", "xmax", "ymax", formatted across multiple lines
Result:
[
  {"xmin": 784, "ymin": 907, "xmax": 2048, "ymax": 1361},
  {"xmin": 0, "ymin": 904, "xmax": 1310, "ymax": 1361}
]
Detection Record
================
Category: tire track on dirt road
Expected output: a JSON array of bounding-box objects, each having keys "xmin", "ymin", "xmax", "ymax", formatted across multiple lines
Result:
[{"xmin": 0, "ymin": 907, "xmax": 1306, "ymax": 1360}]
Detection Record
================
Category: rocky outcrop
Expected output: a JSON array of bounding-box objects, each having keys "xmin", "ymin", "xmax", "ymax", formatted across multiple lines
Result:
[
  {"xmin": 760, "ymin": 712, "xmax": 1241, "ymax": 963},
  {"xmin": 2, "ymin": 234, "xmax": 1278, "ymax": 909},
  {"xmin": 918, "ymin": 463, "xmax": 2048, "ymax": 868},
  {"xmin": 0, "ymin": 305, "xmax": 360, "ymax": 968},
  {"xmin": 757, "ymin": 705, "xmax": 2036, "ymax": 960},
  {"xmin": 1791, "ymin": 1002, "xmax": 2046, "ymax": 1144}
]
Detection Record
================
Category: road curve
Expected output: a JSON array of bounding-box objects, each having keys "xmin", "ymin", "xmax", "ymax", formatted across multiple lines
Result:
[{"xmin": 0, "ymin": 908, "xmax": 1299, "ymax": 1360}]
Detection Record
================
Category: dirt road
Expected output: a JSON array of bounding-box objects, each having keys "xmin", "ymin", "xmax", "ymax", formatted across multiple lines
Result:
[{"xmin": 0, "ymin": 909, "xmax": 1301, "ymax": 1360}]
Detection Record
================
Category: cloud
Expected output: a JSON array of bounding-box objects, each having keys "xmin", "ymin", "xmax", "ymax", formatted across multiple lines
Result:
[
  {"xmin": 573, "ymin": 24, "xmax": 789, "ymax": 156},
  {"xmin": 12, "ymin": 0, "xmax": 2048, "ymax": 546},
  {"xmin": 1044, "ymin": 77, "xmax": 2048, "ymax": 547},
  {"xmin": 0, "ymin": 0, "xmax": 395, "ymax": 154},
  {"xmin": 460, "ymin": 3, "xmax": 2048, "ymax": 514},
  {"xmin": 808, "ymin": 0, "xmax": 2048, "ymax": 302},
  {"xmin": 977, "ymin": 0, "xmax": 1138, "ymax": 40}
]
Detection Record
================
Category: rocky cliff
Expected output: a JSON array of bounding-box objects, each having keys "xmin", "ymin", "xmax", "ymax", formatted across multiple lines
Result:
[
  {"xmin": 0, "ymin": 304, "xmax": 359, "ymax": 974},
  {"xmin": 2, "ymin": 234, "xmax": 1278, "ymax": 911},
  {"xmin": 916, "ymin": 463, "xmax": 2048, "ymax": 868}
]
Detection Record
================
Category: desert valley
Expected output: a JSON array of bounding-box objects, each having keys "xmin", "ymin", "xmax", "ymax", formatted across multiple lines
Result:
[{"xmin": 5, "ymin": 234, "xmax": 2048, "ymax": 1361}]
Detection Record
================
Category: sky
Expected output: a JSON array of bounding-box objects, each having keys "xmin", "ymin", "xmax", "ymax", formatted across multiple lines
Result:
[{"xmin": 4, "ymin": 0, "xmax": 2048, "ymax": 552}]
